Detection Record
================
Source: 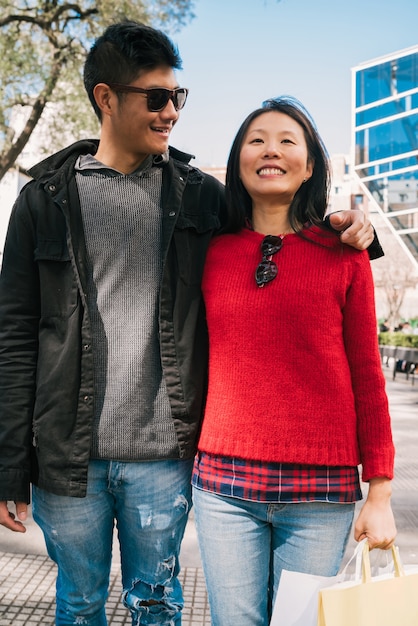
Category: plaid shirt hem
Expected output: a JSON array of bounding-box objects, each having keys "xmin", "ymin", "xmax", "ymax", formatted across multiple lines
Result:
[{"xmin": 192, "ymin": 452, "xmax": 362, "ymax": 503}]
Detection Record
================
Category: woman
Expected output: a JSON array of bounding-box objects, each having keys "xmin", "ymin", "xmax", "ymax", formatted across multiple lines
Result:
[{"xmin": 192, "ymin": 96, "xmax": 396, "ymax": 626}]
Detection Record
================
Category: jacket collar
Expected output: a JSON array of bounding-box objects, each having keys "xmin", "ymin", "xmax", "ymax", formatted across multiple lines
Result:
[{"xmin": 28, "ymin": 139, "xmax": 195, "ymax": 180}]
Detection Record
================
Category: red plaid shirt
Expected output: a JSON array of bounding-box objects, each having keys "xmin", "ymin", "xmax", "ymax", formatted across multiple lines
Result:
[{"xmin": 192, "ymin": 452, "xmax": 362, "ymax": 503}]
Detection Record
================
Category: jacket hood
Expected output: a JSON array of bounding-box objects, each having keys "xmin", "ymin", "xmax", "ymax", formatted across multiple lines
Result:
[{"xmin": 28, "ymin": 139, "xmax": 195, "ymax": 181}]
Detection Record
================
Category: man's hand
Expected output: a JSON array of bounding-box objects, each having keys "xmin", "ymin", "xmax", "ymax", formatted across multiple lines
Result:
[
  {"xmin": 329, "ymin": 210, "xmax": 374, "ymax": 251},
  {"xmin": 0, "ymin": 500, "xmax": 28, "ymax": 533}
]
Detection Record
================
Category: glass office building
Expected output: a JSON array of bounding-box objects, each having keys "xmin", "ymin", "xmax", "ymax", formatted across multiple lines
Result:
[{"xmin": 352, "ymin": 45, "xmax": 418, "ymax": 270}]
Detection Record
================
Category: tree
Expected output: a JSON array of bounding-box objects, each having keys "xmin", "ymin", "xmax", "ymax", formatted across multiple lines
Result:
[{"xmin": 0, "ymin": 0, "xmax": 195, "ymax": 182}]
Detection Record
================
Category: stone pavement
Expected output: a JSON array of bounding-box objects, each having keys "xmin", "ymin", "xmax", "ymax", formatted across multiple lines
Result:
[{"xmin": 0, "ymin": 365, "xmax": 417, "ymax": 625}]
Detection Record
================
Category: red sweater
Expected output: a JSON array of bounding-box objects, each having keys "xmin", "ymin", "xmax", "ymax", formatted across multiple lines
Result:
[{"xmin": 198, "ymin": 225, "xmax": 395, "ymax": 481}]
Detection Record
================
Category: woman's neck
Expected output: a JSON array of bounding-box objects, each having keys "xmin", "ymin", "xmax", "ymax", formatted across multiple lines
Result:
[{"xmin": 251, "ymin": 205, "xmax": 293, "ymax": 236}]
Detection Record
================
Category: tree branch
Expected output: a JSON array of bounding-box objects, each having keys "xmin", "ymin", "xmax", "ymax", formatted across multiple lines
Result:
[
  {"xmin": 0, "ymin": 57, "xmax": 62, "ymax": 180},
  {"xmin": 0, "ymin": 5, "xmax": 98, "ymax": 29}
]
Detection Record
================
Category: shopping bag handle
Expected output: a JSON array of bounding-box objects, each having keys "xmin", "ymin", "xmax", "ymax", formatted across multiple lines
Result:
[{"xmin": 361, "ymin": 541, "xmax": 405, "ymax": 583}]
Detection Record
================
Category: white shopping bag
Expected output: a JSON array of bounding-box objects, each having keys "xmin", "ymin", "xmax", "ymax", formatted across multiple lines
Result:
[
  {"xmin": 270, "ymin": 540, "xmax": 372, "ymax": 626},
  {"xmin": 270, "ymin": 568, "xmax": 339, "ymax": 626}
]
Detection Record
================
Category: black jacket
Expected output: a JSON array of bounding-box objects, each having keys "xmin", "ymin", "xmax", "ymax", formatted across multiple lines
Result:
[{"xmin": 0, "ymin": 140, "xmax": 225, "ymax": 502}]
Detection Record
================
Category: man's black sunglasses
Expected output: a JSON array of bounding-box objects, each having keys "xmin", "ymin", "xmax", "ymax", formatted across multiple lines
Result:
[{"xmin": 107, "ymin": 83, "xmax": 189, "ymax": 112}]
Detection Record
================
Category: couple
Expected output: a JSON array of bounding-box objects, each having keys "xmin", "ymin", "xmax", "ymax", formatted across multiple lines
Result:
[{"xmin": 0, "ymin": 20, "xmax": 395, "ymax": 626}]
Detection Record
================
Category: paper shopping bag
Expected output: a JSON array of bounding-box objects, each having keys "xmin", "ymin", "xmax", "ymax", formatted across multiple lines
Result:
[
  {"xmin": 270, "ymin": 568, "xmax": 339, "ymax": 626},
  {"xmin": 270, "ymin": 540, "xmax": 370, "ymax": 626},
  {"xmin": 317, "ymin": 542, "xmax": 418, "ymax": 626}
]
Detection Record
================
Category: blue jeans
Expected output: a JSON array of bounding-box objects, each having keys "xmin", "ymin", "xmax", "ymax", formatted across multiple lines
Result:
[
  {"xmin": 193, "ymin": 487, "xmax": 354, "ymax": 626},
  {"xmin": 32, "ymin": 459, "xmax": 193, "ymax": 626}
]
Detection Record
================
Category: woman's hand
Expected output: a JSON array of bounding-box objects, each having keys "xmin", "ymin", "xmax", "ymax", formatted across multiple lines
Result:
[{"xmin": 354, "ymin": 478, "xmax": 397, "ymax": 550}]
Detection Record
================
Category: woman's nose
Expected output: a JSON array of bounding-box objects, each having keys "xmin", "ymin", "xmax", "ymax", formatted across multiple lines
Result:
[{"xmin": 263, "ymin": 144, "xmax": 281, "ymax": 157}]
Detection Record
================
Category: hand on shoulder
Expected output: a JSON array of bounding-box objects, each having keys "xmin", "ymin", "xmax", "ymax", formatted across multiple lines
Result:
[{"xmin": 329, "ymin": 210, "xmax": 374, "ymax": 251}]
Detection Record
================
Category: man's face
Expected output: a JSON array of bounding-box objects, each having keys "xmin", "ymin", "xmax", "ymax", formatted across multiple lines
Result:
[{"xmin": 109, "ymin": 65, "xmax": 182, "ymax": 166}]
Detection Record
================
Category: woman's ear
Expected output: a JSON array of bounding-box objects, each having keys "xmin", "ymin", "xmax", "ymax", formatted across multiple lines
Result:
[{"xmin": 304, "ymin": 159, "xmax": 314, "ymax": 182}]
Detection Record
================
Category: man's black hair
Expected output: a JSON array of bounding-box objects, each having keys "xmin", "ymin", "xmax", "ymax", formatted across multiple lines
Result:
[{"xmin": 84, "ymin": 20, "xmax": 182, "ymax": 119}]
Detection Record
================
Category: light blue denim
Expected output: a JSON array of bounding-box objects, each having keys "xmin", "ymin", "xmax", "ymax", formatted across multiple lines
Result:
[
  {"xmin": 193, "ymin": 487, "xmax": 355, "ymax": 626},
  {"xmin": 32, "ymin": 459, "xmax": 193, "ymax": 626}
]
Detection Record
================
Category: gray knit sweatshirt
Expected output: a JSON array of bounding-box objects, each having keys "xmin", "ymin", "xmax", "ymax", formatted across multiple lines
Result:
[{"xmin": 75, "ymin": 154, "xmax": 178, "ymax": 460}]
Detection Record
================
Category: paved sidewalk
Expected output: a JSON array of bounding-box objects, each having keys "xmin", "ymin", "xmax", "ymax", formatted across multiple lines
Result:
[{"xmin": 0, "ymin": 365, "xmax": 417, "ymax": 624}]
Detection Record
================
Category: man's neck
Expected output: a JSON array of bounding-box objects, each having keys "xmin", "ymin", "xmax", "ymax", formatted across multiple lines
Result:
[{"xmin": 94, "ymin": 143, "xmax": 150, "ymax": 174}]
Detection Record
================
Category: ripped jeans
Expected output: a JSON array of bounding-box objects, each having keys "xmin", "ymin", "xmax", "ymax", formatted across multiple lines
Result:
[{"xmin": 32, "ymin": 459, "xmax": 193, "ymax": 625}]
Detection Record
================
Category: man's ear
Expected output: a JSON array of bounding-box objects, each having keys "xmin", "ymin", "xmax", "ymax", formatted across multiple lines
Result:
[{"xmin": 93, "ymin": 83, "xmax": 115, "ymax": 118}]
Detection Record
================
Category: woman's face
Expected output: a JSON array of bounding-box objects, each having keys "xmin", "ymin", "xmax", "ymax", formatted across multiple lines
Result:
[{"xmin": 239, "ymin": 110, "xmax": 313, "ymax": 206}]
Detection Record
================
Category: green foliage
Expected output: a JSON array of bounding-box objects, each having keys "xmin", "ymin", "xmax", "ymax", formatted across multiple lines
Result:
[
  {"xmin": 378, "ymin": 332, "xmax": 418, "ymax": 348},
  {"xmin": 0, "ymin": 0, "xmax": 195, "ymax": 180}
]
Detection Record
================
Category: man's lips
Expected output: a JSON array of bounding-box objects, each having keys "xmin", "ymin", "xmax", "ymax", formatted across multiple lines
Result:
[{"xmin": 151, "ymin": 125, "xmax": 171, "ymax": 135}]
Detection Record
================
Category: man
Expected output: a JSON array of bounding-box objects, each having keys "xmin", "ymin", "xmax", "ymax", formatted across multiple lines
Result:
[{"xmin": 0, "ymin": 20, "xmax": 378, "ymax": 625}]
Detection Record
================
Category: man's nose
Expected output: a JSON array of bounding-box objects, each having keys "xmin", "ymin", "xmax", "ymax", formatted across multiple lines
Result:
[{"xmin": 159, "ymin": 98, "xmax": 179, "ymax": 120}]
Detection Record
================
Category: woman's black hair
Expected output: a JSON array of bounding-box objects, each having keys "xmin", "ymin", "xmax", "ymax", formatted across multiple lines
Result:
[{"xmin": 224, "ymin": 95, "xmax": 331, "ymax": 233}]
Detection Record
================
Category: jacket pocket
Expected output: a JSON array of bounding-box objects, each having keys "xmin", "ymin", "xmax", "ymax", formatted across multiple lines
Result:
[
  {"xmin": 34, "ymin": 239, "xmax": 79, "ymax": 317},
  {"xmin": 174, "ymin": 212, "xmax": 219, "ymax": 286}
]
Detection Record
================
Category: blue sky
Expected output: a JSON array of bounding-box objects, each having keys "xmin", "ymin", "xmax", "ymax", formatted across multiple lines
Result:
[{"xmin": 169, "ymin": 0, "xmax": 418, "ymax": 167}]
